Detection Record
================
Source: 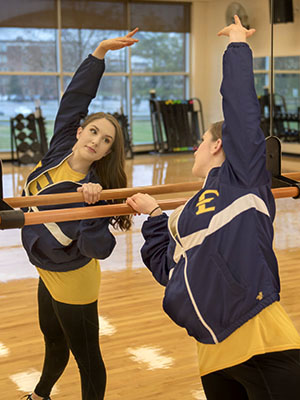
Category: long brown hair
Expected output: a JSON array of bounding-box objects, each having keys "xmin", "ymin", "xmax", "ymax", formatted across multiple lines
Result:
[{"xmin": 81, "ymin": 112, "xmax": 132, "ymax": 231}]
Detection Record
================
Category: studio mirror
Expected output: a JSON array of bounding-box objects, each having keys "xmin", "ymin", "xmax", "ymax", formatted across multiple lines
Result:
[{"xmin": 196, "ymin": 0, "xmax": 299, "ymax": 157}]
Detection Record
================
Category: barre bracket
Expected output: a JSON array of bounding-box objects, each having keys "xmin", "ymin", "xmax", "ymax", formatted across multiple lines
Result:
[
  {"xmin": 0, "ymin": 160, "xmax": 25, "ymax": 229},
  {"xmin": 266, "ymin": 136, "xmax": 300, "ymax": 199}
]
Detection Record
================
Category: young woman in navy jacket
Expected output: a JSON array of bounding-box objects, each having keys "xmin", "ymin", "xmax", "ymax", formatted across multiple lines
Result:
[
  {"xmin": 23, "ymin": 29, "xmax": 138, "ymax": 400},
  {"xmin": 127, "ymin": 17, "xmax": 300, "ymax": 400}
]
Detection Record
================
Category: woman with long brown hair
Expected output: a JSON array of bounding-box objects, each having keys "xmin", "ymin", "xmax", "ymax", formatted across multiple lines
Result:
[{"xmin": 22, "ymin": 29, "xmax": 138, "ymax": 400}]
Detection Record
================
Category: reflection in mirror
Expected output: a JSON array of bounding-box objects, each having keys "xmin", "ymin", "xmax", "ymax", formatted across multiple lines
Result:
[
  {"xmin": 196, "ymin": 0, "xmax": 298, "ymax": 156},
  {"xmin": 262, "ymin": 0, "xmax": 300, "ymax": 154}
]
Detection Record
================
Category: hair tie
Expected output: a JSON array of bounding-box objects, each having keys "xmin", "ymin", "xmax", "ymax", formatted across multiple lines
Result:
[{"xmin": 149, "ymin": 206, "xmax": 161, "ymax": 216}]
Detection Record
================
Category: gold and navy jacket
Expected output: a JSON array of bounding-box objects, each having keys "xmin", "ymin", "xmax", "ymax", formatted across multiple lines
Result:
[
  {"xmin": 140, "ymin": 43, "xmax": 280, "ymax": 344},
  {"xmin": 21, "ymin": 55, "xmax": 116, "ymax": 272}
]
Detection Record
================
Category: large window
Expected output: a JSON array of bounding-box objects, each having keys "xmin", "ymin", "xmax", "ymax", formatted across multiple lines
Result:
[
  {"xmin": 131, "ymin": 31, "xmax": 188, "ymax": 144},
  {"xmin": 0, "ymin": 28, "xmax": 57, "ymax": 72},
  {"xmin": 0, "ymin": 28, "xmax": 59, "ymax": 149},
  {"xmin": 132, "ymin": 74, "xmax": 187, "ymax": 144},
  {"xmin": 253, "ymin": 57, "xmax": 269, "ymax": 96},
  {"xmin": 254, "ymin": 56, "xmax": 300, "ymax": 111},
  {"xmin": 274, "ymin": 56, "xmax": 300, "ymax": 114},
  {"xmin": 254, "ymin": 55, "xmax": 300, "ymax": 138},
  {"xmin": 0, "ymin": 1, "xmax": 190, "ymax": 152},
  {"xmin": 61, "ymin": 29, "xmax": 128, "ymax": 73}
]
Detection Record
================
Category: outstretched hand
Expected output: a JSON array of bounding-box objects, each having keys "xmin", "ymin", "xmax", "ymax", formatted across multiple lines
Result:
[
  {"xmin": 218, "ymin": 15, "xmax": 255, "ymax": 43},
  {"xmin": 93, "ymin": 28, "xmax": 139, "ymax": 59}
]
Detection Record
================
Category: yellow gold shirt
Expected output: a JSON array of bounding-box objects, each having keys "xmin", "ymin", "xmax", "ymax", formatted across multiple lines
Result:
[
  {"xmin": 197, "ymin": 301, "xmax": 300, "ymax": 376},
  {"xmin": 29, "ymin": 159, "xmax": 101, "ymax": 304}
]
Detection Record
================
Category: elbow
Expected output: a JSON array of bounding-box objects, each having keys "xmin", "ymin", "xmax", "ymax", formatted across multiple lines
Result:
[
  {"xmin": 78, "ymin": 236, "xmax": 116, "ymax": 259},
  {"xmin": 141, "ymin": 252, "xmax": 170, "ymax": 287},
  {"xmin": 97, "ymin": 238, "xmax": 116, "ymax": 259}
]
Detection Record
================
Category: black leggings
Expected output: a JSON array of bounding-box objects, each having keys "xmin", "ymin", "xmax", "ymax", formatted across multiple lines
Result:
[
  {"xmin": 201, "ymin": 349, "xmax": 300, "ymax": 400},
  {"xmin": 34, "ymin": 278, "xmax": 106, "ymax": 399}
]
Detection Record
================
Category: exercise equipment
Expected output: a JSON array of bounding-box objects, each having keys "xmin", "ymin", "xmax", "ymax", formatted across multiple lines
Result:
[
  {"xmin": 111, "ymin": 112, "xmax": 134, "ymax": 159},
  {"xmin": 149, "ymin": 97, "xmax": 205, "ymax": 153},
  {"xmin": 10, "ymin": 112, "xmax": 48, "ymax": 165}
]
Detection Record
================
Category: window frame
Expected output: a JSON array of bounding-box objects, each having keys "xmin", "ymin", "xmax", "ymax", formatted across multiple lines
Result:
[{"xmin": 0, "ymin": 0, "xmax": 191, "ymax": 152}]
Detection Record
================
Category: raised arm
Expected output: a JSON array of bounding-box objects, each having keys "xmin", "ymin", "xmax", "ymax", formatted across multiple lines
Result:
[
  {"xmin": 49, "ymin": 29, "xmax": 139, "ymax": 152},
  {"xmin": 218, "ymin": 16, "xmax": 268, "ymax": 187}
]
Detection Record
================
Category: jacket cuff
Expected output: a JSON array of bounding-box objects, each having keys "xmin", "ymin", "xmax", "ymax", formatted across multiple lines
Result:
[
  {"xmin": 227, "ymin": 42, "xmax": 250, "ymax": 49},
  {"xmin": 146, "ymin": 212, "xmax": 168, "ymax": 222},
  {"xmin": 88, "ymin": 53, "xmax": 106, "ymax": 65}
]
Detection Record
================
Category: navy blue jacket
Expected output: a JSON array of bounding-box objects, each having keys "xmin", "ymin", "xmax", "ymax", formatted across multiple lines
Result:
[
  {"xmin": 21, "ymin": 55, "xmax": 116, "ymax": 272},
  {"xmin": 141, "ymin": 43, "xmax": 280, "ymax": 344}
]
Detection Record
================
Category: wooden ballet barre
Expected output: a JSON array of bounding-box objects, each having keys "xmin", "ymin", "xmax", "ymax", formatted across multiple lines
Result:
[
  {"xmin": 284, "ymin": 172, "xmax": 300, "ymax": 181},
  {"xmin": 0, "ymin": 185, "xmax": 300, "ymax": 228},
  {"xmin": 1, "ymin": 171, "xmax": 300, "ymax": 229},
  {"xmin": 4, "ymin": 181, "xmax": 204, "ymax": 209},
  {"xmin": 4, "ymin": 172, "xmax": 300, "ymax": 208},
  {"xmin": 20, "ymin": 186, "xmax": 300, "ymax": 225},
  {"xmin": 2, "ymin": 178, "xmax": 300, "ymax": 212},
  {"xmin": 272, "ymin": 186, "xmax": 299, "ymax": 199},
  {"xmin": 0, "ymin": 198, "xmax": 190, "ymax": 227}
]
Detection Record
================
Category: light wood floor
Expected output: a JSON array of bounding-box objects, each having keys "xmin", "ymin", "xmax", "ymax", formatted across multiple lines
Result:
[{"xmin": 1, "ymin": 153, "xmax": 300, "ymax": 400}]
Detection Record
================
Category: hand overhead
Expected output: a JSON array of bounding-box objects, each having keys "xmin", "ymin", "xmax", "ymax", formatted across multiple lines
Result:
[
  {"xmin": 93, "ymin": 28, "xmax": 139, "ymax": 59},
  {"xmin": 217, "ymin": 15, "xmax": 255, "ymax": 43}
]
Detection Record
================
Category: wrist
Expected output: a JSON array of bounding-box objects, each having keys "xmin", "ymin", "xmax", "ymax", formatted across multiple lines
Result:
[
  {"xmin": 149, "ymin": 206, "xmax": 162, "ymax": 217},
  {"xmin": 92, "ymin": 44, "xmax": 107, "ymax": 60}
]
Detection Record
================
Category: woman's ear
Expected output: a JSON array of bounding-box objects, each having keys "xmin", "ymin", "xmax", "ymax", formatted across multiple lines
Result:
[
  {"xmin": 211, "ymin": 138, "xmax": 223, "ymax": 155},
  {"xmin": 76, "ymin": 126, "xmax": 83, "ymax": 139}
]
